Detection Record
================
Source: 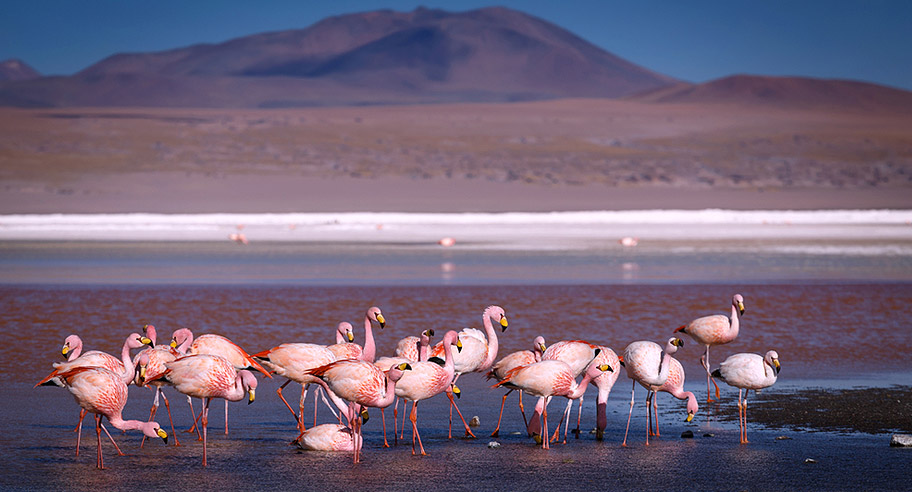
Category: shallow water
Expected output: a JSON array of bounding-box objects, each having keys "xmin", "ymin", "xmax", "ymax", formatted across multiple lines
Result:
[{"xmin": 3, "ymin": 241, "xmax": 912, "ymax": 490}]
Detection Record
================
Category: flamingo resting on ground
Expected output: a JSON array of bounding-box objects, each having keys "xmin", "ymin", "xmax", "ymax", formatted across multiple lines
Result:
[
  {"xmin": 621, "ymin": 337, "xmax": 683, "ymax": 446},
  {"xmin": 429, "ymin": 304, "xmax": 509, "ymax": 438},
  {"xmin": 305, "ymin": 359, "xmax": 411, "ymax": 463},
  {"xmin": 149, "ymin": 353, "xmax": 257, "ymax": 467},
  {"xmin": 296, "ymin": 424, "xmax": 354, "ymax": 451},
  {"xmin": 712, "ymin": 350, "xmax": 780, "ymax": 443},
  {"xmin": 675, "ymin": 294, "xmax": 745, "ymax": 402},
  {"xmin": 493, "ymin": 355, "xmax": 611, "ymax": 449},
  {"xmin": 47, "ymin": 366, "xmax": 167, "ymax": 468},
  {"xmin": 486, "ymin": 335, "xmax": 547, "ymax": 437}
]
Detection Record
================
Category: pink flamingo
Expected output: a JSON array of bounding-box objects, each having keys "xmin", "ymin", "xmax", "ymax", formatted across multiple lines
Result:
[
  {"xmin": 170, "ymin": 328, "xmax": 270, "ymax": 435},
  {"xmin": 305, "ymin": 359, "xmax": 411, "ymax": 463},
  {"xmin": 711, "ymin": 350, "xmax": 780, "ymax": 443},
  {"xmin": 487, "ymin": 335, "xmax": 547, "ymax": 437},
  {"xmin": 46, "ymin": 366, "xmax": 168, "ymax": 468},
  {"xmin": 37, "ymin": 332, "xmax": 153, "ymax": 456},
  {"xmin": 326, "ymin": 307, "xmax": 385, "ymax": 362},
  {"xmin": 253, "ymin": 341, "xmax": 337, "ymax": 432},
  {"xmin": 592, "ymin": 345, "xmax": 622, "ymax": 441},
  {"xmin": 621, "ymin": 337, "xmax": 684, "ymax": 446},
  {"xmin": 296, "ymin": 424, "xmax": 354, "ymax": 451},
  {"xmin": 642, "ymin": 356, "xmax": 698, "ymax": 437},
  {"xmin": 387, "ymin": 330, "xmax": 462, "ymax": 455},
  {"xmin": 375, "ymin": 329, "xmax": 434, "ymax": 446},
  {"xmin": 675, "ymin": 294, "xmax": 745, "ymax": 402},
  {"xmin": 429, "ymin": 304, "xmax": 509, "ymax": 438},
  {"xmin": 149, "ymin": 354, "xmax": 257, "ymax": 466},
  {"xmin": 132, "ymin": 326, "xmax": 181, "ymax": 447},
  {"xmin": 528, "ymin": 339, "xmax": 600, "ymax": 438},
  {"xmin": 493, "ymin": 356, "xmax": 611, "ymax": 449},
  {"xmin": 326, "ymin": 321, "xmax": 357, "ymax": 360}
]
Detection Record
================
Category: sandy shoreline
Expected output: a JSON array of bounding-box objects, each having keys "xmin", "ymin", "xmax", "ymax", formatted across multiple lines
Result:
[{"xmin": 2, "ymin": 173, "xmax": 911, "ymax": 214}]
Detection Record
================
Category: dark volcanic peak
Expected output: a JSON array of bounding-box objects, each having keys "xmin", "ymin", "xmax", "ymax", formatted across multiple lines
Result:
[
  {"xmin": 631, "ymin": 74, "xmax": 912, "ymax": 113},
  {"xmin": 0, "ymin": 59, "xmax": 41, "ymax": 81},
  {"xmin": 0, "ymin": 6, "xmax": 678, "ymax": 108}
]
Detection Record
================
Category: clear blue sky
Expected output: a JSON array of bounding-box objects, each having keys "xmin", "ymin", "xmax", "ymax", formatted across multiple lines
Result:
[{"xmin": 2, "ymin": 0, "xmax": 910, "ymax": 91}]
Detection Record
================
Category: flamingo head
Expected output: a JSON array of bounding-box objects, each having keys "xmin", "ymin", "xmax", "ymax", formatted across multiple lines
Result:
[
  {"xmin": 386, "ymin": 362, "xmax": 412, "ymax": 382},
  {"xmin": 532, "ymin": 336, "xmax": 547, "ymax": 356},
  {"xmin": 368, "ymin": 307, "xmax": 385, "ymax": 329},
  {"xmin": 486, "ymin": 305, "xmax": 508, "ymax": 332},
  {"xmin": 666, "ymin": 337, "xmax": 684, "ymax": 355},
  {"xmin": 443, "ymin": 330, "xmax": 463, "ymax": 352},
  {"xmin": 170, "ymin": 328, "xmax": 193, "ymax": 350},
  {"xmin": 142, "ymin": 324, "xmax": 157, "ymax": 344},
  {"xmin": 765, "ymin": 350, "xmax": 781, "ymax": 374},
  {"xmin": 685, "ymin": 392, "xmax": 699, "ymax": 421},
  {"xmin": 135, "ymin": 351, "xmax": 151, "ymax": 386},
  {"xmin": 733, "ymin": 294, "xmax": 745, "ymax": 315},
  {"xmin": 421, "ymin": 329, "xmax": 435, "ymax": 342},
  {"xmin": 126, "ymin": 332, "xmax": 154, "ymax": 350},
  {"xmin": 337, "ymin": 322, "xmax": 354, "ymax": 342},
  {"xmin": 142, "ymin": 422, "xmax": 168, "ymax": 444},
  {"xmin": 61, "ymin": 334, "xmax": 82, "ymax": 358},
  {"xmin": 585, "ymin": 360, "xmax": 613, "ymax": 379},
  {"xmin": 453, "ymin": 384, "xmax": 461, "ymax": 399},
  {"xmin": 239, "ymin": 370, "xmax": 258, "ymax": 404}
]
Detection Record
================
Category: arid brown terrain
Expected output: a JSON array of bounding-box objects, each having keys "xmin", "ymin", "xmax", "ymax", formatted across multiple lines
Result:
[{"xmin": 1, "ymin": 98, "xmax": 910, "ymax": 212}]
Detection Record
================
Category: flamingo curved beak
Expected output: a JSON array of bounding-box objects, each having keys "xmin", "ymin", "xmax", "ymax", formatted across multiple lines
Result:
[
  {"xmin": 672, "ymin": 338, "xmax": 684, "ymax": 348},
  {"xmin": 737, "ymin": 301, "xmax": 745, "ymax": 316},
  {"xmin": 599, "ymin": 363, "xmax": 613, "ymax": 372},
  {"xmin": 499, "ymin": 315, "xmax": 508, "ymax": 332},
  {"xmin": 248, "ymin": 388, "xmax": 256, "ymax": 404},
  {"xmin": 157, "ymin": 428, "xmax": 169, "ymax": 443},
  {"xmin": 360, "ymin": 408, "xmax": 370, "ymax": 423},
  {"xmin": 346, "ymin": 330, "xmax": 354, "ymax": 342},
  {"xmin": 140, "ymin": 336, "xmax": 154, "ymax": 348},
  {"xmin": 773, "ymin": 359, "xmax": 781, "ymax": 374},
  {"xmin": 61, "ymin": 344, "xmax": 69, "ymax": 357},
  {"xmin": 138, "ymin": 365, "xmax": 147, "ymax": 386},
  {"xmin": 169, "ymin": 338, "xmax": 178, "ymax": 349},
  {"xmin": 455, "ymin": 339, "xmax": 463, "ymax": 353},
  {"xmin": 686, "ymin": 412, "xmax": 694, "ymax": 422},
  {"xmin": 376, "ymin": 313, "xmax": 386, "ymax": 329},
  {"xmin": 538, "ymin": 342, "xmax": 547, "ymax": 353},
  {"xmin": 425, "ymin": 329, "xmax": 435, "ymax": 337},
  {"xmin": 453, "ymin": 385, "xmax": 461, "ymax": 399}
]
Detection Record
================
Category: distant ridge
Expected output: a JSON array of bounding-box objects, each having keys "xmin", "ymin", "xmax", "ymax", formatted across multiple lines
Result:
[
  {"xmin": 629, "ymin": 74, "xmax": 912, "ymax": 113},
  {"xmin": 0, "ymin": 59, "xmax": 40, "ymax": 82},
  {"xmin": 0, "ymin": 6, "xmax": 677, "ymax": 108}
]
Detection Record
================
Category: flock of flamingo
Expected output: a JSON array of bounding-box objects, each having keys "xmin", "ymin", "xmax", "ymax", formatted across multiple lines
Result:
[{"xmin": 37, "ymin": 294, "xmax": 781, "ymax": 468}]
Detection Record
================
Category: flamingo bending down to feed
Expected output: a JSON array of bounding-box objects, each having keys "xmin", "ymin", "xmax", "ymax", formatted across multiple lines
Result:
[
  {"xmin": 493, "ymin": 355, "xmax": 611, "ymax": 449},
  {"xmin": 133, "ymin": 330, "xmax": 181, "ymax": 447},
  {"xmin": 621, "ymin": 337, "xmax": 684, "ymax": 446},
  {"xmin": 47, "ymin": 366, "xmax": 167, "ymax": 468},
  {"xmin": 37, "ymin": 332, "xmax": 153, "ymax": 456},
  {"xmin": 486, "ymin": 335, "xmax": 547, "ymax": 437},
  {"xmin": 429, "ymin": 304, "xmax": 509, "ymax": 438},
  {"xmin": 712, "ymin": 350, "xmax": 780, "ymax": 443},
  {"xmin": 386, "ymin": 330, "xmax": 462, "ymax": 455},
  {"xmin": 170, "ymin": 328, "xmax": 271, "ymax": 436},
  {"xmin": 527, "ymin": 339, "xmax": 600, "ymax": 439},
  {"xmin": 675, "ymin": 294, "xmax": 745, "ymax": 402},
  {"xmin": 327, "ymin": 306, "xmax": 386, "ymax": 362},
  {"xmin": 646, "ymin": 356, "xmax": 699, "ymax": 437},
  {"xmin": 253, "ymin": 341, "xmax": 337, "ymax": 432},
  {"xmin": 592, "ymin": 345, "xmax": 622, "ymax": 440},
  {"xmin": 149, "ymin": 353, "xmax": 257, "ymax": 467},
  {"xmin": 305, "ymin": 359, "xmax": 411, "ymax": 463}
]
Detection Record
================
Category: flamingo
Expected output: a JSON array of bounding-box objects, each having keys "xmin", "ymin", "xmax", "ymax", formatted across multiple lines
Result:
[
  {"xmin": 487, "ymin": 335, "xmax": 547, "ymax": 437},
  {"xmin": 296, "ymin": 424, "xmax": 354, "ymax": 451},
  {"xmin": 253, "ymin": 342, "xmax": 337, "ymax": 432},
  {"xmin": 305, "ymin": 359, "xmax": 411, "ymax": 463},
  {"xmin": 326, "ymin": 307, "xmax": 385, "ymax": 363},
  {"xmin": 149, "ymin": 354, "xmax": 257, "ymax": 466},
  {"xmin": 170, "ymin": 328, "xmax": 270, "ymax": 435},
  {"xmin": 493, "ymin": 356, "xmax": 611, "ymax": 449},
  {"xmin": 675, "ymin": 294, "xmax": 745, "ymax": 402},
  {"xmin": 644, "ymin": 356, "xmax": 698, "ymax": 437},
  {"xmin": 326, "ymin": 321, "xmax": 357, "ymax": 360},
  {"xmin": 528, "ymin": 339, "xmax": 600, "ymax": 438},
  {"xmin": 132, "ymin": 329, "xmax": 181, "ymax": 447},
  {"xmin": 711, "ymin": 350, "xmax": 780, "ymax": 443},
  {"xmin": 621, "ymin": 337, "xmax": 684, "ymax": 446},
  {"xmin": 384, "ymin": 330, "xmax": 462, "ymax": 455},
  {"xmin": 45, "ymin": 366, "xmax": 167, "ymax": 468},
  {"xmin": 37, "ymin": 332, "xmax": 153, "ymax": 456},
  {"xmin": 375, "ymin": 329, "xmax": 434, "ymax": 446},
  {"xmin": 429, "ymin": 304, "xmax": 509, "ymax": 438},
  {"xmin": 592, "ymin": 345, "xmax": 622, "ymax": 441}
]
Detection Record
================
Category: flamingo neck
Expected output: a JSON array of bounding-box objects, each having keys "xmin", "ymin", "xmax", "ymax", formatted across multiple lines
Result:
[
  {"xmin": 376, "ymin": 375, "xmax": 398, "ymax": 408},
  {"xmin": 418, "ymin": 338, "xmax": 429, "ymax": 362},
  {"xmin": 478, "ymin": 308, "xmax": 499, "ymax": 373},
  {"xmin": 569, "ymin": 371, "xmax": 596, "ymax": 400},
  {"xmin": 118, "ymin": 339, "xmax": 139, "ymax": 384},
  {"xmin": 655, "ymin": 350, "xmax": 673, "ymax": 386},
  {"xmin": 175, "ymin": 329, "xmax": 194, "ymax": 355},
  {"xmin": 729, "ymin": 302, "xmax": 741, "ymax": 337},
  {"xmin": 224, "ymin": 373, "xmax": 248, "ymax": 402},
  {"xmin": 67, "ymin": 338, "xmax": 83, "ymax": 361},
  {"xmin": 361, "ymin": 316, "xmax": 376, "ymax": 363},
  {"xmin": 335, "ymin": 330, "xmax": 345, "ymax": 344}
]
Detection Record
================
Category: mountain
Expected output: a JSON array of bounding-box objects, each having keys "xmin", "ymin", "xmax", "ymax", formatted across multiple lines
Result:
[
  {"xmin": 0, "ymin": 59, "xmax": 40, "ymax": 81},
  {"xmin": 629, "ymin": 74, "xmax": 912, "ymax": 113},
  {"xmin": 0, "ymin": 7, "xmax": 677, "ymax": 108}
]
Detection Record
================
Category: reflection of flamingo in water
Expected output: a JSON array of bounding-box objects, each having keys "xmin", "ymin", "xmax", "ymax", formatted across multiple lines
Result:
[
  {"xmin": 675, "ymin": 294, "xmax": 745, "ymax": 402},
  {"xmin": 712, "ymin": 350, "xmax": 780, "ymax": 443},
  {"xmin": 429, "ymin": 305, "xmax": 508, "ymax": 438},
  {"xmin": 486, "ymin": 335, "xmax": 546, "ymax": 437}
]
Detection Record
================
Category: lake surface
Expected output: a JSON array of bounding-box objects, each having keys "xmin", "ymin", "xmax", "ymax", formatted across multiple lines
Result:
[{"xmin": 2, "ymin": 233, "xmax": 911, "ymax": 490}]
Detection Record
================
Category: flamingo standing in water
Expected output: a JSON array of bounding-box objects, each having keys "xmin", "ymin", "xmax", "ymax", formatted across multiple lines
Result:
[
  {"xmin": 375, "ymin": 329, "xmax": 434, "ymax": 446},
  {"xmin": 37, "ymin": 332, "xmax": 153, "ymax": 456},
  {"xmin": 253, "ymin": 341, "xmax": 337, "ymax": 432},
  {"xmin": 170, "ymin": 328, "xmax": 270, "ymax": 436},
  {"xmin": 149, "ymin": 354, "xmax": 257, "ymax": 467},
  {"xmin": 712, "ymin": 350, "xmax": 780, "ymax": 443},
  {"xmin": 428, "ymin": 305, "xmax": 509, "ymax": 438},
  {"xmin": 305, "ymin": 359, "xmax": 411, "ymax": 463},
  {"xmin": 621, "ymin": 337, "xmax": 684, "ymax": 446},
  {"xmin": 326, "ymin": 307, "xmax": 385, "ymax": 362},
  {"xmin": 44, "ymin": 366, "xmax": 168, "ymax": 468},
  {"xmin": 487, "ymin": 336, "xmax": 547, "ymax": 437},
  {"xmin": 527, "ymin": 339, "xmax": 600, "ymax": 439},
  {"xmin": 386, "ymin": 330, "xmax": 462, "ymax": 455},
  {"xmin": 675, "ymin": 294, "xmax": 745, "ymax": 402},
  {"xmin": 493, "ymin": 356, "xmax": 611, "ymax": 449},
  {"xmin": 326, "ymin": 321, "xmax": 357, "ymax": 360},
  {"xmin": 132, "ymin": 325, "xmax": 181, "ymax": 446},
  {"xmin": 592, "ymin": 345, "xmax": 622, "ymax": 441}
]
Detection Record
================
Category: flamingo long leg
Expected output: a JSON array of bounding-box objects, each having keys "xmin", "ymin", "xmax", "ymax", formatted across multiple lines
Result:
[
  {"xmin": 560, "ymin": 398, "xmax": 574, "ymax": 443},
  {"xmin": 654, "ymin": 394, "xmax": 661, "ymax": 436},
  {"xmin": 645, "ymin": 391, "xmax": 653, "ymax": 446},
  {"xmin": 75, "ymin": 408, "xmax": 86, "ymax": 457},
  {"xmin": 275, "ymin": 379, "xmax": 300, "ymax": 428},
  {"xmin": 541, "ymin": 396, "xmax": 550, "ymax": 450},
  {"xmin": 743, "ymin": 391, "xmax": 750, "ymax": 443},
  {"xmin": 160, "ymin": 390, "xmax": 179, "ymax": 446},
  {"xmin": 446, "ymin": 390, "xmax": 476, "ymax": 438},
  {"xmin": 201, "ymin": 398, "xmax": 210, "ymax": 467},
  {"xmin": 491, "ymin": 390, "xmax": 511, "ymax": 437},
  {"xmin": 622, "ymin": 380, "xmax": 635, "ymax": 446},
  {"xmin": 381, "ymin": 407, "xmax": 389, "ymax": 448},
  {"xmin": 575, "ymin": 395, "xmax": 583, "ymax": 439},
  {"xmin": 141, "ymin": 387, "xmax": 161, "ymax": 448},
  {"xmin": 100, "ymin": 423, "xmax": 124, "ymax": 455},
  {"xmin": 411, "ymin": 400, "xmax": 426, "ymax": 456},
  {"xmin": 224, "ymin": 399, "xmax": 229, "ymax": 435},
  {"xmin": 95, "ymin": 414, "xmax": 104, "ymax": 469},
  {"xmin": 519, "ymin": 391, "xmax": 529, "ymax": 430}
]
